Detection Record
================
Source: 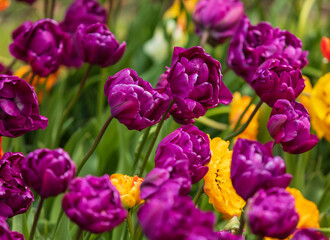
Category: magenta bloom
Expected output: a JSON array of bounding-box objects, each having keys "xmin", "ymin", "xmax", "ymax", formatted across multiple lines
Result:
[
  {"xmin": 247, "ymin": 187, "xmax": 299, "ymax": 239},
  {"xmin": 231, "ymin": 138, "xmax": 292, "ymax": 200},
  {"xmin": 76, "ymin": 23, "xmax": 126, "ymax": 67},
  {"xmin": 60, "ymin": 0, "xmax": 107, "ymax": 34},
  {"xmin": 138, "ymin": 195, "xmax": 218, "ymax": 240},
  {"xmin": 9, "ymin": 19, "xmax": 72, "ymax": 77},
  {"xmin": 0, "ymin": 75, "xmax": 48, "ymax": 138},
  {"xmin": 168, "ymin": 46, "xmax": 232, "ymax": 124},
  {"xmin": 193, "ymin": 0, "xmax": 244, "ymax": 46},
  {"xmin": 291, "ymin": 229, "xmax": 328, "ymax": 240},
  {"xmin": 267, "ymin": 100, "xmax": 318, "ymax": 154},
  {"xmin": 10, "ymin": 231, "xmax": 25, "ymax": 240},
  {"xmin": 251, "ymin": 58, "xmax": 305, "ymax": 107},
  {"xmin": 21, "ymin": 148, "xmax": 75, "ymax": 199},
  {"xmin": 0, "ymin": 63, "xmax": 12, "ymax": 75},
  {"xmin": 0, "ymin": 152, "xmax": 34, "ymax": 219},
  {"xmin": 155, "ymin": 125, "xmax": 211, "ymax": 184},
  {"xmin": 227, "ymin": 16, "xmax": 308, "ymax": 83},
  {"xmin": 104, "ymin": 68, "xmax": 168, "ymax": 131},
  {"xmin": 62, "ymin": 175, "xmax": 127, "ymax": 234},
  {"xmin": 15, "ymin": 0, "xmax": 36, "ymax": 4},
  {"xmin": 216, "ymin": 231, "xmax": 244, "ymax": 240}
]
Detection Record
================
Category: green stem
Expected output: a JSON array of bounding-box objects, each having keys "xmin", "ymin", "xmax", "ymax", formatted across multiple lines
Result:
[
  {"xmin": 75, "ymin": 228, "xmax": 83, "ymax": 240},
  {"xmin": 318, "ymin": 183, "xmax": 330, "ymax": 209},
  {"xmin": 126, "ymin": 210, "xmax": 134, "ymax": 239},
  {"xmin": 196, "ymin": 117, "xmax": 227, "ymax": 131},
  {"xmin": 55, "ymin": 64, "xmax": 92, "ymax": 147},
  {"xmin": 233, "ymin": 94, "xmax": 257, "ymax": 131},
  {"xmin": 76, "ymin": 114, "xmax": 113, "ymax": 175},
  {"xmin": 193, "ymin": 184, "xmax": 204, "ymax": 205},
  {"xmin": 1, "ymin": 58, "xmax": 17, "ymax": 74},
  {"xmin": 200, "ymin": 31, "xmax": 209, "ymax": 48},
  {"xmin": 133, "ymin": 223, "xmax": 142, "ymax": 240},
  {"xmin": 44, "ymin": 0, "xmax": 49, "ymax": 18},
  {"xmin": 49, "ymin": 0, "xmax": 56, "ymax": 18},
  {"xmin": 107, "ymin": 0, "xmax": 114, "ymax": 26},
  {"xmin": 29, "ymin": 198, "xmax": 44, "ymax": 240},
  {"xmin": 138, "ymin": 101, "xmax": 174, "ymax": 176},
  {"xmin": 225, "ymin": 101, "xmax": 263, "ymax": 141},
  {"xmin": 131, "ymin": 126, "xmax": 151, "ymax": 175},
  {"xmin": 237, "ymin": 206, "xmax": 246, "ymax": 235}
]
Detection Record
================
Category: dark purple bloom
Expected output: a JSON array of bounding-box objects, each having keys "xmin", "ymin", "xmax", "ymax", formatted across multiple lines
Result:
[
  {"xmin": 0, "ymin": 217, "xmax": 13, "ymax": 239},
  {"xmin": 193, "ymin": 0, "xmax": 244, "ymax": 46},
  {"xmin": 0, "ymin": 152, "xmax": 34, "ymax": 218},
  {"xmin": 168, "ymin": 46, "xmax": 232, "ymax": 124},
  {"xmin": 155, "ymin": 124, "xmax": 211, "ymax": 184},
  {"xmin": 247, "ymin": 187, "xmax": 299, "ymax": 238},
  {"xmin": 75, "ymin": 23, "xmax": 126, "ymax": 67},
  {"xmin": 60, "ymin": 0, "xmax": 107, "ymax": 34},
  {"xmin": 0, "ymin": 63, "xmax": 12, "ymax": 75},
  {"xmin": 216, "ymin": 231, "xmax": 244, "ymax": 240},
  {"xmin": 9, "ymin": 19, "xmax": 72, "ymax": 77},
  {"xmin": 21, "ymin": 148, "xmax": 75, "ymax": 199},
  {"xmin": 140, "ymin": 168, "xmax": 191, "ymax": 199},
  {"xmin": 10, "ymin": 232, "xmax": 25, "ymax": 240},
  {"xmin": 268, "ymin": 100, "xmax": 318, "ymax": 154},
  {"xmin": 231, "ymin": 138, "xmax": 292, "ymax": 200},
  {"xmin": 291, "ymin": 229, "xmax": 328, "ymax": 240},
  {"xmin": 227, "ymin": 16, "xmax": 308, "ymax": 83},
  {"xmin": 62, "ymin": 175, "xmax": 127, "ymax": 234},
  {"xmin": 0, "ymin": 75, "xmax": 48, "ymax": 138},
  {"xmin": 251, "ymin": 58, "xmax": 305, "ymax": 107},
  {"xmin": 138, "ymin": 195, "xmax": 218, "ymax": 240},
  {"xmin": 15, "ymin": 0, "xmax": 36, "ymax": 4},
  {"xmin": 104, "ymin": 68, "xmax": 168, "ymax": 131}
]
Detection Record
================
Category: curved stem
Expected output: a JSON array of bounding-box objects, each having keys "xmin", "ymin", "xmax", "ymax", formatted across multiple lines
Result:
[
  {"xmin": 193, "ymin": 184, "xmax": 204, "ymax": 205},
  {"xmin": 75, "ymin": 228, "xmax": 83, "ymax": 240},
  {"xmin": 76, "ymin": 114, "xmax": 113, "ymax": 175},
  {"xmin": 225, "ymin": 101, "xmax": 263, "ymax": 141},
  {"xmin": 1, "ymin": 59, "xmax": 17, "ymax": 74},
  {"xmin": 55, "ymin": 64, "xmax": 92, "ymax": 147},
  {"xmin": 44, "ymin": 0, "xmax": 49, "ymax": 18},
  {"xmin": 237, "ymin": 207, "xmax": 246, "ymax": 235},
  {"xmin": 126, "ymin": 210, "xmax": 134, "ymax": 240},
  {"xmin": 29, "ymin": 198, "xmax": 44, "ymax": 240},
  {"xmin": 200, "ymin": 31, "xmax": 209, "ymax": 48},
  {"xmin": 107, "ymin": 0, "xmax": 114, "ymax": 26},
  {"xmin": 138, "ymin": 101, "xmax": 174, "ymax": 176},
  {"xmin": 49, "ymin": 0, "xmax": 56, "ymax": 18},
  {"xmin": 133, "ymin": 223, "xmax": 142, "ymax": 240},
  {"xmin": 233, "ymin": 93, "xmax": 257, "ymax": 131},
  {"xmin": 196, "ymin": 116, "xmax": 227, "ymax": 131},
  {"xmin": 131, "ymin": 126, "xmax": 151, "ymax": 175}
]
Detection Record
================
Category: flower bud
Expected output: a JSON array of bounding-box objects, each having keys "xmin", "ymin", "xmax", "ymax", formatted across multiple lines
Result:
[
  {"xmin": 247, "ymin": 187, "xmax": 299, "ymax": 239},
  {"xmin": 267, "ymin": 100, "xmax": 318, "ymax": 154},
  {"xmin": 320, "ymin": 37, "xmax": 330, "ymax": 61},
  {"xmin": 21, "ymin": 148, "xmax": 75, "ymax": 198},
  {"xmin": 76, "ymin": 23, "xmax": 126, "ymax": 67},
  {"xmin": 104, "ymin": 68, "xmax": 168, "ymax": 131},
  {"xmin": 193, "ymin": 0, "xmax": 244, "ymax": 46},
  {"xmin": 231, "ymin": 138, "xmax": 292, "ymax": 200},
  {"xmin": 110, "ymin": 174, "xmax": 143, "ymax": 209},
  {"xmin": 168, "ymin": 46, "xmax": 232, "ymax": 124},
  {"xmin": 0, "ymin": 152, "xmax": 34, "ymax": 218},
  {"xmin": 62, "ymin": 175, "xmax": 127, "ymax": 234},
  {"xmin": 291, "ymin": 229, "xmax": 328, "ymax": 240}
]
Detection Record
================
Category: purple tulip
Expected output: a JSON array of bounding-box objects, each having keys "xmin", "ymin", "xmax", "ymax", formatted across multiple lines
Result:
[
  {"xmin": 104, "ymin": 68, "xmax": 169, "ymax": 131},
  {"xmin": 231, "ymin": 138, "xmax": 292, "ymax": 200},
  {"xmin": 21, "ymin": 148, "xmax": 75, "ymax": 199},
  {"xmin": 193, "ymin": 0, "xmax": 244, "ymax": 46},
  {"xmin": 10, "ymin": 232, "xmax": 25, "ymax": 240},
  {"xmin": 75, "ymin": 23, "xmax": 126, "ymax": 67},
  {"xmin": 9, "ymin": 19, "xmax": 72, "ymax": 77},
  {"xmin": 62, "ymin": 175, "xmax": 127, "ymax": 234},
  {"xmin": 0, "ymin": 63, "xmax": 12, "ymax": 75},
  {"xmin": 227, "ymin": 16, "xmax": 308, "ymax": 83},
  {"xmin": 0, "ymin": 152, "xmax": 34, "ymax": 218},
  {"xmin": 247, "ymin": 187, "xmax": 299, "ymax": 238},
  {"xmin": 251, "ymin": 58, "xmax": 305, "ymax": 107},
  {"xmin": 0, "ymin": 75, "xmax": 48, "ymax": 138},
  {"xmin": 291, "ymin": 229, "xmax": 328, "ymax": 240},
  {"xmin": 60, "ymin": 0, "xmax": 107, "ymax": 34},
  {"xmin": 267, "ymin": 100, "xmax": 318, "ymax": 154},
  {"xmin": 168, "ymin": 46, "xmax": 232, "ymax": 124},
  {"xmin": 216, "ymin": 231, "xmax": 244, "ymax": 240},
  {"xmin": 0, "ymin": 217, "xmax": 13, "ymax": 240},
  {"xmin": 138, "ymin": 194, "xmax": 218, "ymax": 240},
  {"xmin": 155, "ymin": 125, "xmax": 211, "ymax": 184},
  {"xmin": 140, "ymin": 168, "xmax": 191, "ymax": 200}
]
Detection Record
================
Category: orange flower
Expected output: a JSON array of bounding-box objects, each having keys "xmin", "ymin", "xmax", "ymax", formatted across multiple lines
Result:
[
  {"xmin": 203, "ymin": 137, "xmax": 245, "ymax": 219},
  {"xmin": 229, "ymin": 92, "xmax": 259, "ymax": 140},
  {"xmin": 0, "ymin": 0, "xmax": 10, "ymax": 11},
  {"xmin": 321, "ymin": 37, "xmax": 330, "ymax": 61},
  {"xmin": 110, "ymin": 174, "xmax": 144, "ymax": 209},
  {"xmin": 0, "ymin": 137, "xmax": 3, "ymax": 158},
  {"xmin": 14, "ymin": 65, "xmax": 58, "ymax": 102},
  {"xmin": 266, "ymin": 187, "xmax": 320, "ymax": 240}
]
